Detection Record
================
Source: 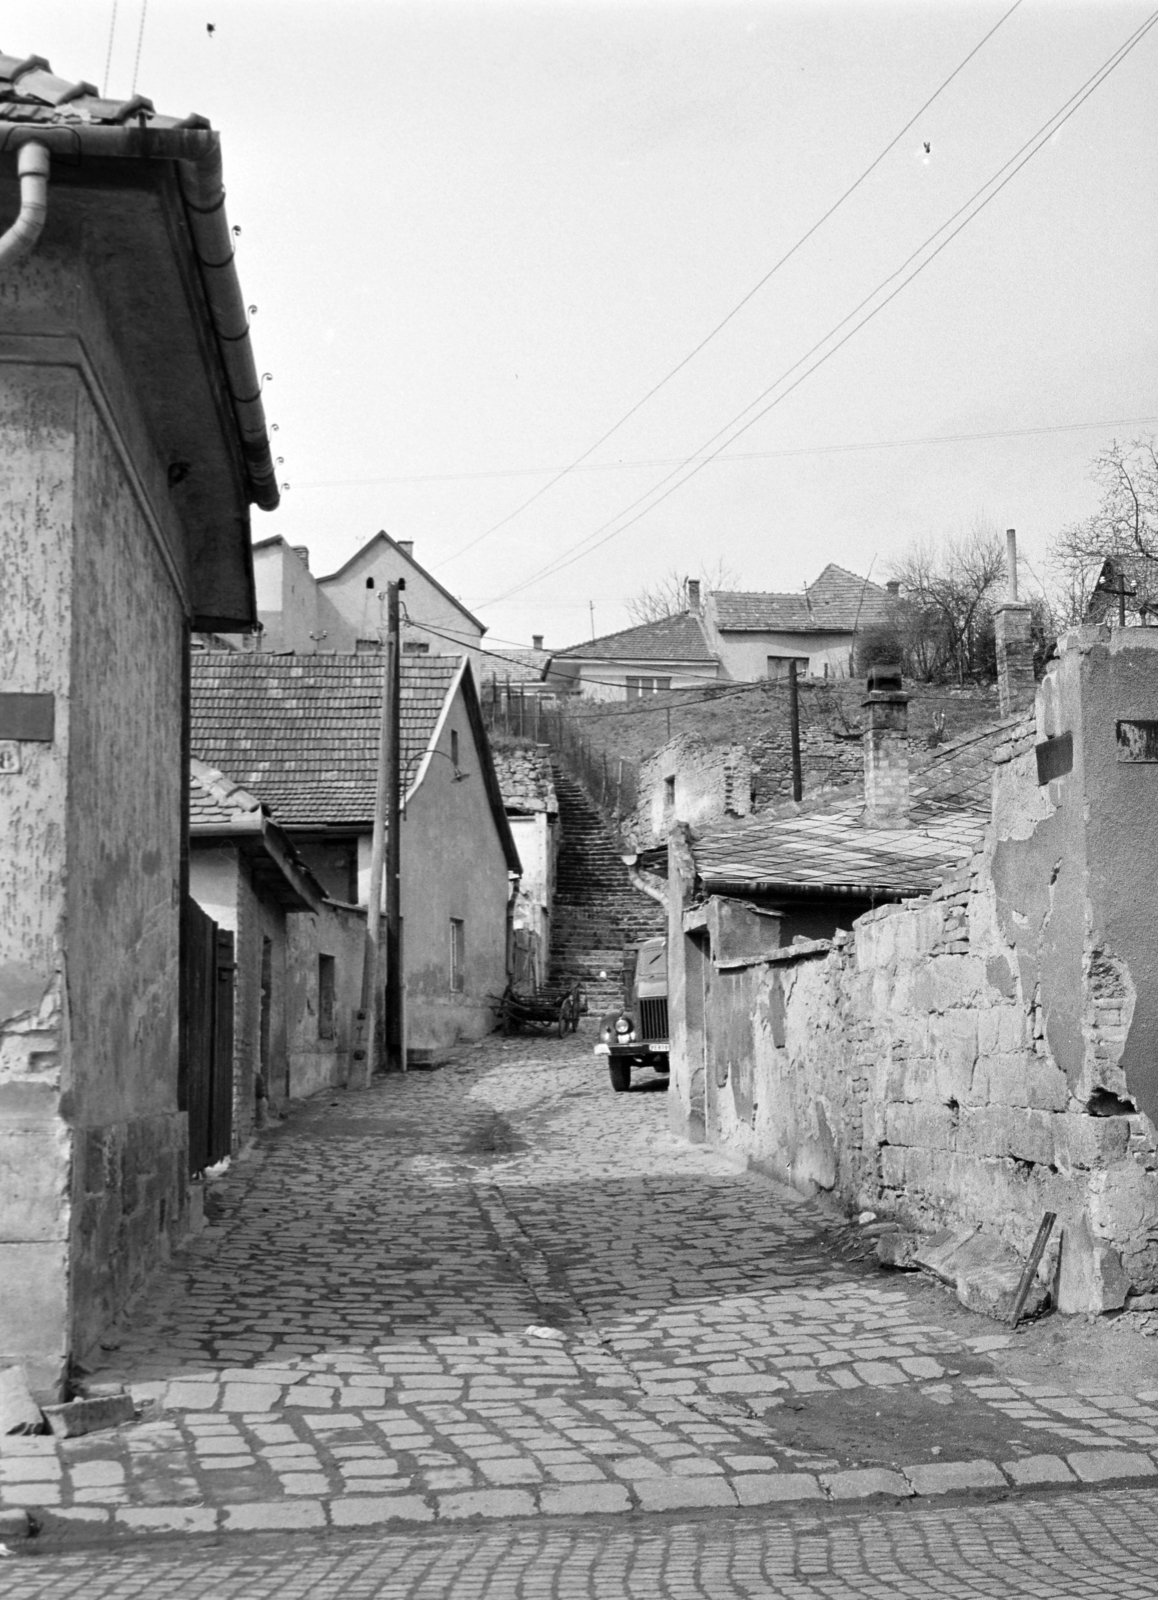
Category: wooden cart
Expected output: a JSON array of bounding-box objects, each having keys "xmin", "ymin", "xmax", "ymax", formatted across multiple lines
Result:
[{"xmin": 497, "ymin": 982, "xmax": 582, "ymax": 1038}]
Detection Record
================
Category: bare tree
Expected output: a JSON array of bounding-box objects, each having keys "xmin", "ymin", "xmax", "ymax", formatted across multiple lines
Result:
[
  {"xmin": 625, "ymin": 559, "xmax": 741, "ymax": 624},
  {"xmin": 1048, "ymin": 438, "xmax": 1158, "ymax": 626},
  {"xmin": 887, "ymin": 523, "xmax": 1007, "ymax": 684}
]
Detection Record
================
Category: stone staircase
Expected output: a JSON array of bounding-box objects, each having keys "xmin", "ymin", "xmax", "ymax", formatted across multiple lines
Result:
[{"xmin": 548, "ymin": 767, "xmax": 667, "ymax": 1013}]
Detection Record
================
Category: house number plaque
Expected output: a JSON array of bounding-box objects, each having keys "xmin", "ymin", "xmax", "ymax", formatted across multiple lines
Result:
[{"xmin": 0, "ymin": 741, "xmax": 21, "ymax": 775}]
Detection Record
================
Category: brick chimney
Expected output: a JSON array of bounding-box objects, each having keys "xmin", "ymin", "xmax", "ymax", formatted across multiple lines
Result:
[
  {"xmin": 687, "ymin": 578, "xmax": 701, "ymax": 612},
  {"xmin": 885, "ymin": 579, "xmax": 900, "ymax": 597},
  {"xmin": 396, "ymin": 539, "xmax": 414, "ymax": 558},
  {"xmin": 292, "ymin": 545, "xmax": 309, "ymax": 568},
  {"xmin": 863, "ymin": 663, "xmax": 910, "ymax": 827},
  {"xmin": 532, "ymin": 634, "xmax": 544, "ymax": 650},
  {"xmin": 995, "ymin": 527, "xmax": 1034, "ymax": 715}
]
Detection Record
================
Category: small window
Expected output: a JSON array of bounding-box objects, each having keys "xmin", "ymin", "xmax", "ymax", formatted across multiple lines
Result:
[
  {"xmin": 318, "ymin": 955, "xmax": 336, "ymax": 1040},
  {"xmin": 450, "ymin": 729, "xmax": 460, "ymax": 766},
  {"xmin": 663, "ymin": 775, "xmax": 676, "ymax": 813},
  {"xmin": 365, "ymin": 576, "xmax": 375, "ymax": 590},
  {"xmin": 402, "ymin": 640, "xmax": 430, "ymax": 655},
  {"xmin": 449, "ymin": 919, "xmax": 465, "ymax": 993}
]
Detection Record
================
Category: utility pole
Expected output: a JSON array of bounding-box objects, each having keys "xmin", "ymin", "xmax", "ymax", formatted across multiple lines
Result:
[
  {"xmin": 788, "ymin": 659, "xmax": 803, "ymax": 803},
  {"xmin": 384, "ymin": 580, "xmax": 405, "ymax": 1073},
  {"xmin": 362, "ymin": 579, "xmax": 404, "ymax": 1080}
]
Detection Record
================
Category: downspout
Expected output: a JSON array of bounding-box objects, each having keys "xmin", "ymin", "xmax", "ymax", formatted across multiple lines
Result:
[{"xmin": 0, "ymin": 141, "xmax": 50, "ymax": 270}]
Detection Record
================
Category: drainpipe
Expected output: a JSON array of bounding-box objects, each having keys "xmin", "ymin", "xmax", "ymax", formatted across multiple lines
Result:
[{"xmin": 0, "ymin": 142, "xmax": 50, "ymax": 271}]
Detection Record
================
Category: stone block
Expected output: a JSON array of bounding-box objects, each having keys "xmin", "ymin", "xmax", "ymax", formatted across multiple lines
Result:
[
  {"xmin": 224, "ymin": 1500, "xmax": 325, "ymax": 1530},
  {"xmin": 0, "ymin": 1124, "xmax": 71, "ymax": 1240},
  {"xmin": 115, "ymin": 1506, "xmax": 217, "ymax": 1533},
  {"xmin": 822, "ymin": 1468, "xmax": 913, "ymax": 1500},
  {"xmin": 437, "ymin": 1489, "xmax": 536, "ymax": 1520},
  {"xmin": 1053, "ymin": 1115, "xmax": 1130, "ymax": 1171},
  {"xmin": 733, "ymin": 1473, "xmax": 821, "ymax": 1505},
  {"xmin": 330, "ymin": 1494, "xmax": 433, "ymax": 1526},
  {"xmin": 958, "ymin": 1106, "xmax": 1053, "ymax": 1166},
  {"xmin": 635, "ymin": 1476, "xmax": 737, "ymax": 1511},
  {"xmin": 1002, "ymin": 1455, "xmax": 1074, "ymax": 1485},
  {"xmin": 0, "ymin": 1244, "xmax": 69, "ymax": 1397},
  {"xmin": 884, "ymin": 1102, "xmax": 955, "ymax": 1151},
  {"xmin": 1056, "ymin": 1215, "xmax": 1131, "ymax": 1314},
  {"xmin": 914, "ymin": 1227, "xmax": 1047, "ymax": 1322},
  {"xmin": 43, "ymin": 1393, "xmax": 134, "ymax": 1438},
  {"xmin": 1066, "ymin": 1451, "xmax": 1157, "ymax": 1483},
  {"xmin": 904, "ymin": 1459, "xmax": 1007, "ymax": 1494},
  {"xmin": 538, "ymin": 1483, "xmax": 631, "ymax": 1516}
]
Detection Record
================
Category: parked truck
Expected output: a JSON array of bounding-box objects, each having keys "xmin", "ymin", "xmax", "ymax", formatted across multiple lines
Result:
[{"xmin": 593, "ymin": 936, "xmax": 669, "ymax": 1092}]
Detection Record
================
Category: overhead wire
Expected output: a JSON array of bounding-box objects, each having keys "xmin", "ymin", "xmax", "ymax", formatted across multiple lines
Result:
[
  {"xmin": 437, "ymin": 0, "xmax": 1026, "ymax": 567},
  {"xmin": 485, "ymin": 10, "xmax": 1158, "ymax": 608},
  {"xmin": 294, "ymin": 415, "xmax": 1158, "ymax": 490}
]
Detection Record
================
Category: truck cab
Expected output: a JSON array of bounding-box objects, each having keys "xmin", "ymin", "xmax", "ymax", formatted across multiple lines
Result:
[{"xmin": 593, "ymin": 936, "xmax": 669, "ymax": 1092}]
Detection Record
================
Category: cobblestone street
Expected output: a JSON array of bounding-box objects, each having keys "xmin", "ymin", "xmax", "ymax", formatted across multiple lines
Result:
[{"xmin": 5, "ymin": 1025, "xmax": 1158, "ymax": 1567}]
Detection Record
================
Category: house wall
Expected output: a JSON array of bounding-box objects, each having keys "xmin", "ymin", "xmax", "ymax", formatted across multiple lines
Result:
[
  {"xmin": 712, "ymin": 630, "xmax": 854, "ymax": 682},
  {"xmin": 286, "ymin": 901, "xmax": 366, "ymax": 1098},
  {"xmin": 508, "ymin": 811, "xmax": 555, "ymax": 972},
  {"xmin": 319, "ymin": 542, "xmax": 483, "ymax": 675},
  {"xmin": 252, "ymin": 542, "xmax": 356, "ymax": 654},
  {"xmin": 668, "ymin": 628, "xmax": 1158, "ymax": 1314},
  {"xmin": 188, "ymin": 846, "xmax": 289, "ymax": 1147},
  {"xmin": 568, "ymin": 660, "xmax": 723, "ymax": 702}
]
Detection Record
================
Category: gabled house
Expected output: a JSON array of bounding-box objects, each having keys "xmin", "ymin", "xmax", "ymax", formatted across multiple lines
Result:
[
  {"xmin": 0, "ymin": 56, "xmax": 274, "ymax": 1393},
  {"xmin": 318, "ymin": 531, "xmax": 486, "ymax": 673},
  {"xmin": 706, "ymin": 564, "xmax": 893, "ymax": 681},
  {"xmin": 191, "ymin": 652, "xmax": 520, "ymax": 1049},
  {"xmin": 548, "ymin": 610, "xmax": 724, "ymax": 701}
]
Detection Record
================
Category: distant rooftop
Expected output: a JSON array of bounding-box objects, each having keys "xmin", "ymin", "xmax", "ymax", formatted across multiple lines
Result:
[
  {"xmin": 713, "ymin": 565, "xmax": 893, "ymax": 635},
  {"xmin": 554, "ymin": 611, "xmax": 718, "ymax": 664}
]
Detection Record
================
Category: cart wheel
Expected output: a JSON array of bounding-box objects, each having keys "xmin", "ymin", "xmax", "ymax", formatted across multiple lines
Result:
[{"xmin": 609, "ymin": 1059, "xmax": 631, "ymax": 1093}]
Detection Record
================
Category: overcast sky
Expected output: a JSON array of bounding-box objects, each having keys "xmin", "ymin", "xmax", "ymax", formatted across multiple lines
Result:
[{"xmin": 10, "ymin": 1, "xmax": 1158, "ymax": 652}]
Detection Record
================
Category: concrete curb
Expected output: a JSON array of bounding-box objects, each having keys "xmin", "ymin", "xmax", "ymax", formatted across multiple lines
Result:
[{"xmin": 19, "ymin": 1448, "xmax": 1158, "ymax": 1547}]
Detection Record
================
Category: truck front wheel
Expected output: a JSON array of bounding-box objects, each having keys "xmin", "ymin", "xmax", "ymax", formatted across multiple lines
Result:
[{"xmin": 609, "ymin": 1059, "xmax": 631, "ymax": 1093}]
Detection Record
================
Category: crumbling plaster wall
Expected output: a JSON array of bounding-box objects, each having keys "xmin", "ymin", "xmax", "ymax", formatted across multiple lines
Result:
[
  {"xmin": 672, "ymin": 630, "xmax": 1158, "ymax": 1312},
  {"xmin": 286, "ymin": 901, "xmax": 365, "ymax": 1100}
]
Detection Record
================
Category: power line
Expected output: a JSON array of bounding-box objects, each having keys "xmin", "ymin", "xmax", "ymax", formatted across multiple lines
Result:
[
  {"xmin": 485, "ymin": 12, "xmax": 1158, "ymax": 609},
  {"xmin": 102, "ymin": 0, "xmax": 119, "ymax": 98},
  {"xmin": 294, "ymin": 416, "xmax": 1158, "ymax": 490},
  {"xmin": 436, "ymin": 0, "xmax": 1025, "ymax": 568},
  {"xmin": 130, "ymin": 0, "xmax": 149, "ymax": 96}
]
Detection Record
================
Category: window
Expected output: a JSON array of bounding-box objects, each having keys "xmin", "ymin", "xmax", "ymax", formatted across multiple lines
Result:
[
  {"xmin": 625, "ymin": 676, "xmax": 672, "ymax": 702},
  {"xmin": 449, "ymin": 919, "xmax": 465, "ymax": 993},
  {"xmin": 365, "ymin": 576, "xmax": 375, "ymax": 590},
  {"xmin": 318, "ymin": 955, "xmax": 336, "ymax": 1040},
  {"xmin": 663, "ymin": 775, "xmax": 676, "ymax": 814},
  {"xmin": 450, "ymin": 729, "xmax": 459, "ymax": 766},
  {"xmin": 402, "ymin": 640, "xmax": 430, "ymax": 655}
]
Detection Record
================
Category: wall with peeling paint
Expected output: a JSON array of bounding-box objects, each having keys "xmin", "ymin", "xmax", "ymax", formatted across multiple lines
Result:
[{"xmin": 668, "ymin": 629, "xmax": 1158, "ymax": 1314}]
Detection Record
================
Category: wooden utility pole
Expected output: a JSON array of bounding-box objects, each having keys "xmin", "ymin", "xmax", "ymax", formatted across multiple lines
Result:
[
  {"xmin": 362, "ymin": 579, "xmax": 404, "ymax": 1080},
  {"xmin": 384, "ymin": 581, "xmax": 405, "ymax": 1073},
  {"xmin": 788, "ymin": 659, "xmax": 803, "ymax": 802}
]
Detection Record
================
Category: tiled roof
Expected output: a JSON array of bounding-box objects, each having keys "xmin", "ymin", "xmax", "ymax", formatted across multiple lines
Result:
[
  {"xmin": 693, "ymin": 715, "xmax": 1022, "ymax": 898},
  {"xmin": 553, "ymin": 611, "xmax": 718, "ymax": 663},
  {"xmin": 492, "ymin": 747, "xmax": 557, "ymax": 815},
  {"xmin": 189, "ymin": 758, "xmax": 265, "ymax": 827},
  {"xmin": 190, "ymin": 653, "xmax": 461, "ymax": 827},
  {"xmin": 713, "ymin": 565, "xmax": 892, "ymax": 634},
  {"xmin": 480, "ymin": 647, "xmax": 551, "ymax": 684},
  {"xmin": 0, "ymin": 51, "xmax": 208, "ymax": 130}
]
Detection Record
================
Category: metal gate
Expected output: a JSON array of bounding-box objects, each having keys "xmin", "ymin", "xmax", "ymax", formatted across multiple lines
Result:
[{"xmin": 180, "ymin": 896, "xmax": 235, "ymax": 1175}]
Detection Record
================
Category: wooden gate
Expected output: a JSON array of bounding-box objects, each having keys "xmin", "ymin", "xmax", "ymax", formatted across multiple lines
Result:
[{"xmin": 180, "ymin": 897, "xmax": 235, "ymax": 1175}]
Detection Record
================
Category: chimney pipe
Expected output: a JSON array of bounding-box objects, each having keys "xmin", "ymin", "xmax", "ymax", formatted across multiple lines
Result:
[
  {"xmin": 397, "ymin": 539, "xmax": 414, "ymax": 558},
  {"xmin": 862, "ymin": 663, "xmax": 910, "ymax": 828},
  {"xmin": 885, "ymin": 580, "xmax": 900, "ymax": 597},
  {"xmin": 687, "ymin": 578, "xmax": 701, "ymax": 612},
  {"xmin": 995, "ymin": 527, "xmax": 1034, "ymax": 715},
  {"xmin": 532, "ymin": 634, "xmax": 544, "ymax": 651},
  {"xmin": 292, "ymin": 546, "xmax": 309, "ymax": 568}
]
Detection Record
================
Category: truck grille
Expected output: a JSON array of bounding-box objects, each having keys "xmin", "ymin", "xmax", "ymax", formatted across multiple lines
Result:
[{"xmin": 638, "ymin": 996, "xmax": 669, "ymax": 1042}]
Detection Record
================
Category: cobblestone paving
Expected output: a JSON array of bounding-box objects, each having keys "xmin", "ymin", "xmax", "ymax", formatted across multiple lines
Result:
[
  {"xmin": 7, "ymin": 1487, "xmax": 1158, "ymax": 1597},
  {"xmin": 4, "ymin": 1027, "xmax": 1158, "ymax": 1546}
]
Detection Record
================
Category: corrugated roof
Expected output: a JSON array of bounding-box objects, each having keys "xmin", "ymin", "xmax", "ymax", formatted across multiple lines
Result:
[
  {"xmin": 190, "ymin": 652, "xmax": 461, "ymax": 827},
  {"xmin": 553, "ymin": 611, "xmax": 718, "ymax": 663},
  {"xmin": 693, "ymin": 715, "xmax": 1025, "ymax": 898},
  {"xmin": 713, "ymin": 565, "xmax": 893, "ymax": 634},
  {"xmin": 0, "ymin": 50, "xmax": 208, "ymax": 131}
]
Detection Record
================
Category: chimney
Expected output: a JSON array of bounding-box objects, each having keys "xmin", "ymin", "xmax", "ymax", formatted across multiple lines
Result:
[
  {"xmin": 995, "ymin": 527, "xmax": 1034, "ymax": 715},
  {"xmin": 292, "ymin": 546, "xmax": 310, "ymax": 568},
  {"xmin": 532, "ymin": 634, "xmax": 543, "ymax": 651},
  {"xmin": 862, "ymin": 663, "xmax": 910, "ymax": 827},
  {"xmin": 397, "ymin": 539, "xmax": 414, "ymax": 559},
  {"xmin": 687, "ymin": 578, "xmax": 701, "ymax": 612},
  {"xmin": 885, "ymin": 579, "xmax": 900, "ymax": 597}
]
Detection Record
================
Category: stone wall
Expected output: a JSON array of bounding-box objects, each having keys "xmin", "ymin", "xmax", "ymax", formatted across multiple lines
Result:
[{"xmin": 669, "ymin": 629, "xmax": 1158, "ymax": 1314}]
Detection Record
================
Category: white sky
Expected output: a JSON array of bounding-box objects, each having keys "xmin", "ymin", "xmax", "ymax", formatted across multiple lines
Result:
[{"xmin": 9, "ymin": 1, "xmax": 1158, "ymax": 652}]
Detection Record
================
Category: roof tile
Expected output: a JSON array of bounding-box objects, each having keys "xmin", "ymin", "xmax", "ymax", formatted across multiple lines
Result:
[{"xmin": 554, "ymin": 610, "xmax": 717, "ymax": 663}]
